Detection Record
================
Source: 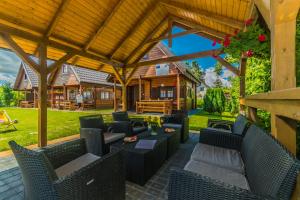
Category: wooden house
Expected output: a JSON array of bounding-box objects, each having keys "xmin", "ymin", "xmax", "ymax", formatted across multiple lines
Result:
[
  {"xmin": 121, "ymin": 43, "xmax": 202, "ymax": 114},
  {"xmin": 14, "ymin": 62, "xmax": 121, "ymax": 109}
]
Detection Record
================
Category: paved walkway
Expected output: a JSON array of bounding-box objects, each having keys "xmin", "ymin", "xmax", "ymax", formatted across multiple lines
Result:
[{"xmin": 0, "ymin": 133, "xmax": 199, "ymax": 200}]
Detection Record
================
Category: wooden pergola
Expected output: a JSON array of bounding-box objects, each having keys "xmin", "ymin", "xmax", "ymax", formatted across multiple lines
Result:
[{"xmin": 0, "ymin": 0, "xmax": 299, "ymax": 161}]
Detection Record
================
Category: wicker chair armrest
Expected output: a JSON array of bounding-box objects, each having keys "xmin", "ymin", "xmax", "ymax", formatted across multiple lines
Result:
[
  {"xmin": 54, "ymin": 149, "xmax": 125, "ymax": 200},
  {"xmin": 42, "ymin": 139, "xmax": 87, "ymax": 169},
  {"xmin": 110, "ymin": 121, "xmax": 132, "ymax": 136},
  {"xmin": 207, "ymin": 119, "xmax": 234, "ymax": 130},
  {"xmin": 168, "ymin": 168, "xmax": 273, "ymax": 200},
  {"xmin": 199, "ymin": 128, "xmax": 242, "ymax": 151},
  {"xmin": 130, "ymin": 118, "xmax": 147, "ymax": 127},
  {"xmin": 80, "ymin": 128, "xmax": 105, "ymax": 156}
]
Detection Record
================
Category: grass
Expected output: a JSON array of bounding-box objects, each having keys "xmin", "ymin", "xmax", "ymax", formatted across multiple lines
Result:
[
  {"xmin": 189, "ymin": 109, "xmax": 236, "ymax": 131},
  {"xmin": 0, "ymin": 107, "xmax": 236, "ymax": 152},
  {"xmin": 0, "ymin": 107, "xmax": 114, "ymax": 151}
]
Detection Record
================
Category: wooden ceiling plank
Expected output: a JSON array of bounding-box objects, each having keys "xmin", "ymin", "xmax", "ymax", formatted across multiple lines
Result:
[
  {"xmin": 0, "ymin": 32, "xmax": 40, "ymax": 72},
  {"xmin": 83, "ymin": 0, "xmax": 126, "ymax": 51},
  {"xmin": 161, "ymin": 1, "xmax": 244, "ymax": 29},
  {"xmin": 127, "ymin": 49, "xmax": 222, "ymax": 68},
  {"xmin": 172, "ymin": 15, "xmax": 227, "ymax": 39},
  {"xmin": 109, "ymin": 0, "xmax": 160, "ymax": 59},
  {"xmin": 125, "ymin": 16, "xmax": 169, "ymax": 64},
  {"xmin": 214, "ymin": 56, "xmax": 240, "ymax": 75}
]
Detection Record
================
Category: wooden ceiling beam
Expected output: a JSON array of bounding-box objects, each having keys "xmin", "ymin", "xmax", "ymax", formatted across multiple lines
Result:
[
  {"xmin": 0, "ymin": 23, "xmax": 124, "ymax": 68},
  {"xmin": 172, "ymin": 16, "xmax": 227, "ymax": 39},
  {"xmin": 213, "ymin": 56, "xmax": 240, "ymax": 75},
  {"xmin": 109, "ymin": 0, "xmax": 160, "ymax": 59},
  {"xmin": 127, "ymin": 49, "xmax": 222, "ymax": 68},
  {"xmin": 147, "ymin": 28, "xmax": 201, "ymax": 44},
  {"xmin": 111, "ymin": 66, "xmax": 125, "ymax": 85},
  {"xmin": 0, "ymin": 32, "xmax": 40, "ymax": 72},
  {"xmin": 83, "ymin": 0, "xmax": 126, "ymax": 51},
  {"xmin": 161, "ymin": 1, "xmax": 244, "ymax": 29},
  {"xmin": 254, "ymin": 0, "xmax": 271, "ymax": 29},
  {"xmin": 125, "ymin": 16, "xmax": 169, "ymax": 64},
  {"xmin": 168, "ymin": 18, "xmax": 173, "ymax": 48}
]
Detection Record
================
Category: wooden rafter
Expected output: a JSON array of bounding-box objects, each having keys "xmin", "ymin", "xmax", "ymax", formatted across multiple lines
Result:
[
  {"xmin": 0, "ymin": 23, "xmax": 123, "ymax": 68},
  {"xmin": 126, "ymin": 49, "xmax": 222, "ymax": 68},
  {"xmin": 47, "ymin": 52, "xmax": 75, "ymax": 73},
  {"xmin": 111, "ymin": 66, "xmax": 124, "ymax": 85},
  {"xmin": 97, "ymin": 64, "xmax": 105, "ymax": 71},
  {"xmin": 254, "ymin": 0, "xmax": 271, "ymax": 29},
  {"xmin": 168, "ymin": 18, "xmax": 173, "ymax": 48},
  {"xmin": 0, "ymin": 33, "xmax": 40, "ymax": 72},
  {"xmin": 109, "ymin": 0, "xmax": 160, "ymax": 59},
  {"xmin": 161, "ymin": 1, "xmax": 244, "ymax": 29},
  {"xmin": 172, "ymin": 16, "xmax": 227, "ymax": 39},
  {"xmin": 213, "ymin": 56, "xmax": 240, "ymax": 75},
  {"xmin": 147, "ymin": 28, "xmax": 200, "ymax": 44},
  {"xmin": 83, "ymin": 0, "xmax": 126, "ymax": 51},
  {"xmin": 125, "ymin": 16, "xmax": 169, "ymax": 64}
]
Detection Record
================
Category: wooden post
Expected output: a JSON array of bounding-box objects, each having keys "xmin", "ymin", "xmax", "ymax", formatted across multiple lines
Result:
[
  {"xmin": 269, "ymin": 0, "xmax": 299, "ymax": 154},
  {"xmin": 194, "ymin": 82, "xmax": 197, "ymax": 109},
  {"xmin": 121, "ymin": 84, "xmax": 127, "ymax": 111},
  {"xmin": 114, "ymin": 78, "xmax": 117, "ymax": 111},
  {"xmin": 139, "ymin": 76, "xmax": 142, "ymax": 101},
  {"xmin": 51, "ymin": 87, "xmax": 54, "ymax": 108},
  {"xmin": 33, "ymin": 89, "xmax": 36, "ymax": 108},
  {"xmin": 38, "ymin": 42, "xmax": 48, "ymax": 147},
  {"xmin": 63, "ymin": 85, "xmax": 67, "ymax": 100},
  {"xmin": 177, "ymin": 74, "xmax": 180, "ymax": 110},
  {"xmin": 247, "ymin": 107, "xmax": 260, "ymax": 123},
  {"xmin": 239, "ymin": 57, "xmax": 247, "ymax": 114}
]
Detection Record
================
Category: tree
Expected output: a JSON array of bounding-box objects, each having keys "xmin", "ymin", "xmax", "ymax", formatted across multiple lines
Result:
[
  {"xmin": 186, "ymin": 60, "xmax": 204, "ymax": 81},
  {"xmin": 214, "ymin": 62, "xmax": 223, "ymax": 87},
  {"xmin": 1, "ymin": 82, "xmax": 14, "ymax": 106},
  {"xmin": 203, "ymin": 88, "xmax": 226, "ymax": 114}
]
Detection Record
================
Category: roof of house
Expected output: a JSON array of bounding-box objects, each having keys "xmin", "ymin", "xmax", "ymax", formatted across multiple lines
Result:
[
  {"xmin": 14, "ymin": 62, "xmax": 117, "ymax": 90},
  {"xmin": 129, "ymin": 42, "xmax": 205, "ymax": 85}
]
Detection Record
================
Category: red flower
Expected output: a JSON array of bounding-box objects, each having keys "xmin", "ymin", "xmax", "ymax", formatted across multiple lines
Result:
[
  {"xmin": 212, "ymin": 54, "xmax": 218, "ymax": 58},
  {"xmin": 212, "ymin": 39, "xmax": 217, "ymax": 46},
  {"xmin": 223, "ymin": 36, "xmax": 231, "ymax": 48},
  {"xmin": 245, "ymin": 18, "xmax": 254, "ymax": 26},
  {"xmin": 258, "ymin": 34, "xmax": 266, "ymax": 42},
  {"xmin": 246, "ymin": 50, "xmax": 254, "ymax": 57}
]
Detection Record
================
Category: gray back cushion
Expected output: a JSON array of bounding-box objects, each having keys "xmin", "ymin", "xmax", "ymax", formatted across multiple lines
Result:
[
  {"xmin": 241, "ymin": 125, "xmax": 297, "ymax": 198},
  {"xmin": 232, "ymin": 115, "xmax": 248, "ymax": 135}
]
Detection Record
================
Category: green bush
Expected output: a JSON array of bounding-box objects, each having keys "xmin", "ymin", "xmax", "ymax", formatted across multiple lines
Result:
[
  {"xmin": 197, "ymin": 99, "xmax": 204, "ymax": 108},
  {"xmin": 203, "ymin": 88, "xmax": 226, "ymax": 114}
]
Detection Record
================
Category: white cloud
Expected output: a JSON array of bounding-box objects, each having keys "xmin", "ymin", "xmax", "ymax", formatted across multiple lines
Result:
[
  {"xmin": 0, "ymin": 73, "xmax": 16, "ymax": 85},
  {"xmin": 203, "ymin": 67, "xmax": 233, "ymax": 88}
]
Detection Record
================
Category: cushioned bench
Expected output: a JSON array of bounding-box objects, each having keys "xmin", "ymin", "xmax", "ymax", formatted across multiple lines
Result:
[{"xmin": 168, "ymin": 124, "xmax": 300, "ymax": 200}]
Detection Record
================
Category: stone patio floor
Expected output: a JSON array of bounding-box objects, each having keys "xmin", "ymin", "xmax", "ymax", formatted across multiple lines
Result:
[{"xmin": 0, "ymin": 133, "xmax": 199, "ymax": 200}]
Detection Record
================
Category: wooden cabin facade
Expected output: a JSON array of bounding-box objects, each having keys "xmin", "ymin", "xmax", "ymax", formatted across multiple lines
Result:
[
  {"xmin": 124, "ymin": 43, "xmax": 201, "ymax": 114},
  {"xmin": 14, "ymin": 63, "xmax": 121, "ymax": 110}
]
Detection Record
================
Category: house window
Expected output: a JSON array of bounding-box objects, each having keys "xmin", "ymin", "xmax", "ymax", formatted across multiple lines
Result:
[
  {"xmin": 69, "ymin": 89, "xmax": 76, "ymax": 100},
  {"xmin": 62, "ymin": 65, "xmax": 68, "ymax": 74},
  {"xmin": 100, "ymin": 91, "xmax": 110, "ymax": 100},
  {"xmin": 24, "ymin": 74, "xmax": 27, "ymax": 80},
  {"xmin": 83, "ymin": 90, "xmax": 92, "ymax": 100},
  {"xmin": 160, "ymin": 87, "xmax": 174, "ymax": 99}
]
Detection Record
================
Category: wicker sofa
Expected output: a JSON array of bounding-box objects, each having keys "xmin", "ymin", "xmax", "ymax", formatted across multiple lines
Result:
[
  {"xmin": 9, "ymin": 139, "xmax": 125, "ymax": 200},
  {"xmin": 168, "ymin": 124, "xmax": 300, "ymax": 200}
]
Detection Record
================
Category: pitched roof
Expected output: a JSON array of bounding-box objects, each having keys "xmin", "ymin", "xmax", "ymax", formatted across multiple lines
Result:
[{"xmin": 15, "ymin": 62, "xmax": 116, "ymax": 89}]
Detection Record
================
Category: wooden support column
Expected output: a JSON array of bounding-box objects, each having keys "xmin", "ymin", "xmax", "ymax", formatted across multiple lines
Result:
[
  {"xmin": 139, "ymin": 76, "xmax": 142, "ymax": 101},
  {"xmin": 113, "ymin": 79, "xmax": 117, "ymax": 112},
  {"xmin": 33, "ymin": 89, "xmax": 36, "ymax": 108},
  {"xmin": 177, "ymin": 74, "xmax": 180, "ymax": 110},
  {"xmin": 269, "ymin": 0, "xmax": 299, "ymax": 154},
  {"xmin": 194, "ymin": 83, "xmax": 197, "ymax": 109},
  {"xmin": 121, "ymin": 85, "xmax": 127, "ymax": 111},
  {"xmin": 247, "ymin": 107, "xmax": 260, "ymax": 123},
  {"xmin": 239, "ymin": 57, "xmax": 247, "ymax": 114},
  {"xmin": 38, "ymin": 42, "xmax": 48, "ymax": 147},
  {"xmin": 51, "ymin": 87, "xmax": 54, "ymax": 108}
]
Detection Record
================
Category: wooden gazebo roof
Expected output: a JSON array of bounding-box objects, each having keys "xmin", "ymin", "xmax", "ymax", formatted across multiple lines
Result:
[{"xmin": 0, "ymin": 0, "xmax": 254, "ymax": 75}]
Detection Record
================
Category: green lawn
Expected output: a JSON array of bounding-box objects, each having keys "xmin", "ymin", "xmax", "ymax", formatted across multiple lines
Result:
[
  {"xmin": 189, "ymin": 109, "xmax": 236, "ymax": 131},
  {"xmin": 0, "ymin": 107, "xmax": 236, "ymax": 152},
  {"xmin": 0, "ymin": 107, "xmax": 114, "ymax": 151}
]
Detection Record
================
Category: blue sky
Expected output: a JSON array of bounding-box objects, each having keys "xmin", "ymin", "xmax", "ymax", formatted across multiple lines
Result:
[{"xmin": 0, "ymin": 26, "xmax": 233, "ymax": 87}]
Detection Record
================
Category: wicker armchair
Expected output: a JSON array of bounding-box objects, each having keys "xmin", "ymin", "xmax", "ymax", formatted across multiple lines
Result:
[
  {"xmin": 161, "ymin": 110, "xmax": 189, "ymax": 143},
  {"xmin": 9, "ymin": 139, "xmax": 125, "ymax": 200},
  {"xmin": 112, "ymin": 111, "xmax": 148, "ymax": 136},
  {"xmin": 169, "ymin": 125, "xmax": 300, "ymax": 200},
  {"xmin": 206, "ymin": 115, "xmax": 250, "ymax": 136},
  {"xmin": 79, "ymin": 115, "xmax": 125, "ymax": 156}
]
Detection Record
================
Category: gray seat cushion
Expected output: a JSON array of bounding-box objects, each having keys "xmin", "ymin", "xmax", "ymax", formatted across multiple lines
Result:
[
  {"xmin": 104, "ymin": 132, "xmax": 125, "ymax": 144},
  {"xmin": 55, "ymin": 153, "xmax": 100, "ymax": 177},
  {"xmin": 162, "ymin": 123, "xmax": 182, "ymax": 129},
  {"xmin": 232, "ymin": 115, "xmax": 248, "ymax": 135},
  {"xmin": 191, "ymin": 143, "xmax": 244, "ymax": 174},
  {"xmin": 184, "ymin": 159, "xmax": 250, "ymax": 190}
]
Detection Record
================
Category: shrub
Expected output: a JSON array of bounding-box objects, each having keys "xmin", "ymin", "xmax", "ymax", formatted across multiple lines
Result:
[{"xmin": 203, "ymin": 88, "xmax": 226, "ymax": 114}]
